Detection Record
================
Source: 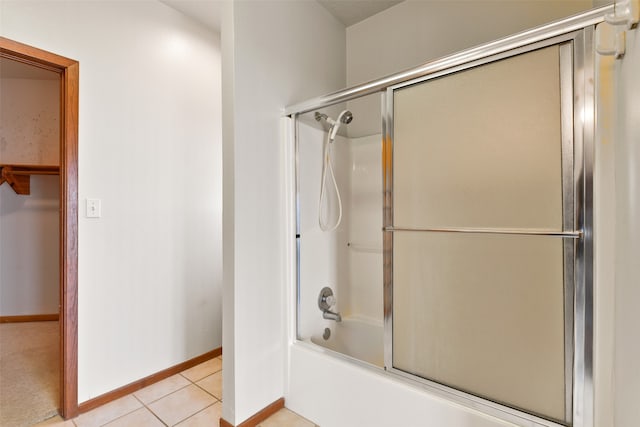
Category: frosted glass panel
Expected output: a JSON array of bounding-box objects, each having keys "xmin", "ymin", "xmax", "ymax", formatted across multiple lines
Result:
[
  {"xmin": 393, "ymin": 46, "xmax": 563, "ymax": 230},
  {"xmin": 392, "ymin": 232, "xmax": 566, "ymax": 421},
  {"xmin": 390, "ymin": 45, "xmax": 570, "ymax": 422}
]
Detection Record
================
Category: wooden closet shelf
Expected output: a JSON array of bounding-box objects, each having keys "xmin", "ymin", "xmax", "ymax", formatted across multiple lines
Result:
[{"xmin": 0, "ymin": 164, "xmax": 60, "ymax": 195}]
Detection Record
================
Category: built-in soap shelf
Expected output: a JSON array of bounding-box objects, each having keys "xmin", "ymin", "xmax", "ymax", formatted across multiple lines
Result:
[
  {"xmin": 347, "ymin": 242, "xmax": 383, "ymax": 253},
  {"xmin": 0, "ymin": 164, "xmax": 60, "ymax": 195}
]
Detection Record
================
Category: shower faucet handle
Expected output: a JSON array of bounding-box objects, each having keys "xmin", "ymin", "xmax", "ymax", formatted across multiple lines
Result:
[{"xmin": 318, "ymin": 287, "xmax": 337, "ymax": 311}]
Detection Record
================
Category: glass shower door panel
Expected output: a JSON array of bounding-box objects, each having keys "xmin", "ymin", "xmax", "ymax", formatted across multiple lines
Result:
[
  {"xmin": 393, "ymin": 45, "xmax": 563, "ymax": 230},
  {"xmin": 390, "ymin": 44, "xmax": 571, "ymax": 423},
  {"xmin": 392, "ymin": 232, "xmax": 566, "ymax": 421}
]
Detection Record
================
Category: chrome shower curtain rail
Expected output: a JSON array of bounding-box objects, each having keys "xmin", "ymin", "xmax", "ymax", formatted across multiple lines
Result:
[{"xmin": 384, "ymin": 226, "xmax": 582, "ymax": 238}]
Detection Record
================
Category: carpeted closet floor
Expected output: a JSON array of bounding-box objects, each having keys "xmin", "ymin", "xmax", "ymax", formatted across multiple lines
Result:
[{"xmin": 0, "ymin": 321, "xmax": 59, "ymax": 427}]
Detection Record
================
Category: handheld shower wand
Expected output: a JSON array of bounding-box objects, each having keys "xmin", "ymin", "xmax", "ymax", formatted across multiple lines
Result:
[
  {"xmin": 315, "ymin": 110, "xmax": 353, "ymax": 141},
  {"xmin": 315, "ymin": 110, "xmax": 353, "ymax": 232},
  {"xmin": 329, "ymin": 110, "xmax": 353, "ymax": 140}
]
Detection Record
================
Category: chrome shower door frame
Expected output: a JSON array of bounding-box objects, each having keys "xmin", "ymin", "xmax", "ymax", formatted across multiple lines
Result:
[
  {"xmin": 383, "ymin": 29, "xmax": 594, "ymax": 427},
  {"xmin": 288, "ymin": 8, "xmax": 606, "ymax": 427}
]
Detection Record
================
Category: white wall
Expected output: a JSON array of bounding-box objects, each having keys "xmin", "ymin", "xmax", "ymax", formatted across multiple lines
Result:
[
  {"xmin": 0, "ymin": 76, "xmax": 60, "ymax": 316},
  {"xmin": 345, "ymin": 0, "xmax": 596, "ymax": 137},
  {"xmin": 0, "ymin": 0, "xmax": 223, "ymax": 402},
  {"xmin": 347, "ymin": 0, "xmax": 595, "ymax": 86},
  {"xmin": 221, "ymin": 1, "xmax": 345, "ymax": 424},
  {"xmin": 0, "ymin": 177, "xmax": 59, "ymax": 316},
  {"xmin": 614, "ymin": 24, "xmax": 640, "ymax": 427},
  {"xmin": 0, "ymin": 77, "xmax": 59, "ymax": 164}
]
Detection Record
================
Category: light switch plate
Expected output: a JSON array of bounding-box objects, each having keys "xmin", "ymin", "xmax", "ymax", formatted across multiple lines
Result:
[{"xmin": 86, "ymin": 198, "xmax": 101, "ymax": 218}]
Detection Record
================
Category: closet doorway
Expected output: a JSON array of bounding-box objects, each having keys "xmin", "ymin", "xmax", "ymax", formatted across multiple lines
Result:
[{"xmin": 0, "ymin": 37, "xmax": 78, "ymax": 420}]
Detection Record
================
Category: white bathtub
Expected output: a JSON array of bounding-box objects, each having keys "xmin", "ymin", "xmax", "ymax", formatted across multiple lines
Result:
[{"xmin": 310, "ymin": 317, "xmax": 384, "ymax": 367}]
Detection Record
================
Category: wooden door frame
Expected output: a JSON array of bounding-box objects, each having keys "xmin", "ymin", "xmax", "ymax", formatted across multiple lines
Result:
[{"xmin": 0, "ymin": 36, "xmax": 79, "ymax": 418}]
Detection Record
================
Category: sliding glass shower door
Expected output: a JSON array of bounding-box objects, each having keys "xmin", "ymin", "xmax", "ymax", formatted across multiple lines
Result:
[{"xmin": 385, "ymin": 44, "xmax": 578, "ymax": 424}]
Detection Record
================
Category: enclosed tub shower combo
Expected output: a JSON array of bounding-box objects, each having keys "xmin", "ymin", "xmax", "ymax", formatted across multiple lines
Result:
[{"xmin": 286, "ymin": 7, "xmax": 617, "ymax": 427}]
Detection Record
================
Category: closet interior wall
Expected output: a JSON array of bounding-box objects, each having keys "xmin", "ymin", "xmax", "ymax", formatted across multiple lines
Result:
[{"xmin": 0, "ymin": 58, "xmax": 60, "ymax": 318}]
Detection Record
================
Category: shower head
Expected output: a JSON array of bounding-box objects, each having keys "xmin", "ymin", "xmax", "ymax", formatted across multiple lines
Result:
[
  {"xmin": 314, "ymin": 110, "xmax": 354, "ymax": 142},
  {"xmin": 314, "ymin": 110, "xmax": 354, "ymax": 126},
  {"xmin": 339, "ymin": 110, "xmax": 353, "ymax": 124}
]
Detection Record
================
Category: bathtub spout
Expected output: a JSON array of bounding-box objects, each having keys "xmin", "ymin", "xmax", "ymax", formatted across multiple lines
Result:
[{"xmin": 323, "ymin": 310, "xmax": 342, "ymax": 322}]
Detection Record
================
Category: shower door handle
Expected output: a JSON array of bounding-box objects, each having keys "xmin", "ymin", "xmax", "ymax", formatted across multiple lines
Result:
[{"xmin": 383, "ymin": 226, "xmax": 582, "ymax": 239}]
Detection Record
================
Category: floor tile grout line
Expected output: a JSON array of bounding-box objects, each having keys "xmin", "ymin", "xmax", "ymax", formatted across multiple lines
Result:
[
  {"xmin": 180, "ymin": 368, "xmax": 222, "ymax": 384},
  {"xmin": 191, "ymin": 379, "xmax": 223, "ymax": 401},
  {"xmin": 178, "ymin": 372, "xmax": 191, "ymax": 383},
  {"xmin": 57, "ymin": 363, "xmax": 224, "ymax": 427},
  {"xmin": 26, "ymin": 367, "xmax": 223, "ymax": 426},
  {"xmin": 91, "ymin": 398, "xmax": 144, "ymax": 427},
  {"xmin": 173, "ymin": 401, "xmax": 220, "ymax": 426},
  {"xmin": 135, "ymin": 381, "xmax": 193, "ymax": 407},
  {"xmin": 136, "ymin": 378, "xmax": 218, "ymax": 427},
  {"xmin": 168, "ymin": 400, "xmax": 215, "ymax": 427},
  {"xmin": 131, "ymin": 393, "xmax": 169, "ymax": 427}
]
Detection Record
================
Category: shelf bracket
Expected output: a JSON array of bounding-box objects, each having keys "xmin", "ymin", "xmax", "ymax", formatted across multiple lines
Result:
[
  {"xmin": 0, "ymin": 164, "xmax": 60, "ymax": 195},
  {"xmin": 0, "ymin": 165, "xmax": 31, "ymax": 194}
]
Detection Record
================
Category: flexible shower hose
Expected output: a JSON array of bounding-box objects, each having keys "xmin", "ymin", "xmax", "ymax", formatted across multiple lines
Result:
[{"xmin": 318, "ymin": 129, "xmax": 342, "ymax": 232}]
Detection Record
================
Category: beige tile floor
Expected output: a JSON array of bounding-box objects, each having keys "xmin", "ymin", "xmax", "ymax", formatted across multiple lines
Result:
[{"xmin": 32, "ymin": 356, "xmax": 315, "ymax": 427}]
